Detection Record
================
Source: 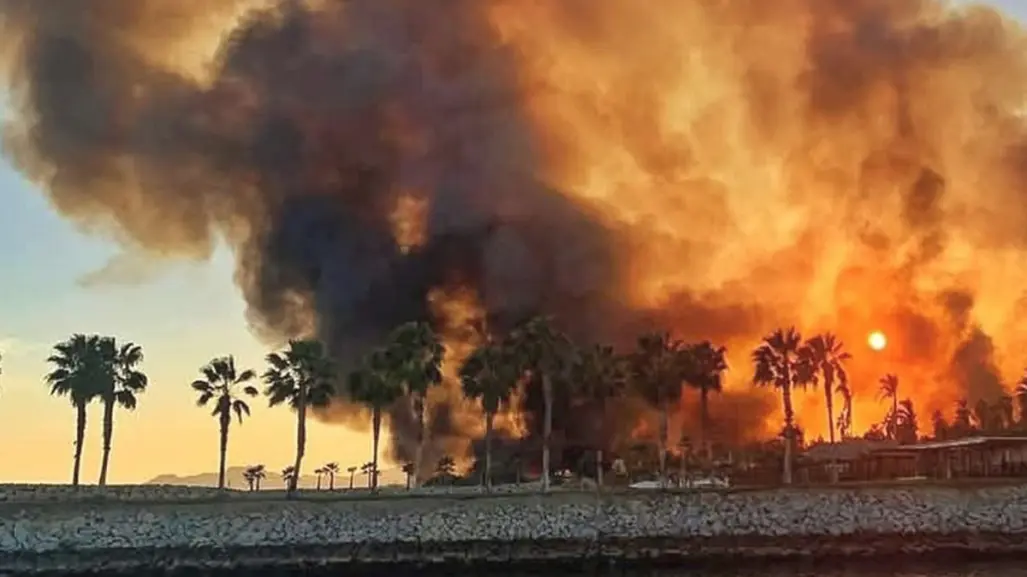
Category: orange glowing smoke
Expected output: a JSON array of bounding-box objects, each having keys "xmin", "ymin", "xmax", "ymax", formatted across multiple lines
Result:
[{"xmin": 486, "ymin": 0, "xmax": 1027, "ymax": 439}]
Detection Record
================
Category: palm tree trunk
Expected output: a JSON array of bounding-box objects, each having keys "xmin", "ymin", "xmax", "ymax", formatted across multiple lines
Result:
[
  {"xmin": 72, "ymin": 401, "xmax": 87, "ymax": 487},
  {"xmin": 217, "ymin": 412, "xmax": 230, "ymax": 490},
  {"xmin": 782, "ymin": 383, "xmax": 794, "ymax": 485},
  {"xmin": 824, "ymin": 379, "xmax": 836, "ymax": 445},
  {"xmin": 371, "ymin": 405, "xmax": 382, "ymax": 491},
  {"xmin": 892, "ymin": 397, "xmax": 899, "ymax": 439},
  {"xmin": 329, "ymin": 474, "xmax": 335, "ymax": 491},
  {"xmin": 316, "ymin": 476, "xmax": 322, "ymax": 491},
  {"xmin": 484, "ymin": 410, "xmax": 494, "ymax": 491},
  {"xmin": 542, "ymin": 375, "xmax": 553, "ymax": 493},
  {"xmin": 291, "ymin": 392, "xmax": 308, "ymax": 494},
  {"xmin": 413, "ymin": 394, "xmax": 425, "ymax": 489},
  {"xmin": 700, "ymin": 387, "xmax": 712, "ymax": 461},
  {"xmin": 658, "ymin": 403, "xmax": 669, "ymax": 488},
  {"xmin": 349, "ymin": 472, "xmax": 354, "ymax": 489},
  {"xmin": 98, "ymin": 397, "xmax": 115, "ymax": 486}
]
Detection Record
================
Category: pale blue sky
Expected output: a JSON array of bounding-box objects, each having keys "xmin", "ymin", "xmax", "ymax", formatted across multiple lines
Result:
[{"xmin": 0, "ymin": 0, "xmax": 1023, "ymax": 483}]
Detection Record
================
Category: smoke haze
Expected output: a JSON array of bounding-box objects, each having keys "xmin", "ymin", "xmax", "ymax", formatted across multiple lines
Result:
[{"xmin": 4, "ymin": 0, "xmax": 1027, "ymax": 465}]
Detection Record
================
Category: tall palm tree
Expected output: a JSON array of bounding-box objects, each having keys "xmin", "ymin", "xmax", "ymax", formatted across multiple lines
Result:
[
  {"xmin": 324, "ymin": 462, "xmax": 340, "ymax": 490},
  {"xmin": 263, "ymin": 339, "xmax": 336, "ymax": 494},
  {"xmin": 191, "ymin": 356, "xmax": 259, "ymax": 490},
  {"xmin": 314, "ymin": 467, "xmax": 326, "ymax": 490},
  {"xmin": 507, "ymin": 316, "xmax": 573, "ymax": 493},
  {"xmin": 385, "ymin": 321, "xmax": 444, "ymax": 488},
  {"xmin": 752, "ymin": 327, "xmax": 814, "ymax": 485},
  {"xmin": 569, "ymin": 344, "xmax": 627, "ymax": 489},
  {"xmin": 347, "ymin": 347, "xmax": 404, "ymax": 491},
  {"xmin": 96, "ymin": 339, "xmax": 148, "ymax": 486},
  {"xmin": 804, "ymin": 334, "xmax": 850, "ymax": 445},
  {"xmin": 346, "ymin": 465, "xmax": 357, "ymax": 489},
  {"xmin": 630, "ymin": 332, "xmax": 689, "ymax": 487},
  {"xmin": 281, "ymin": 466, "xmax": 297, "ymax": 487},
  {"xmin": 460, "ymin": 340, "xmax": 518, "ymax": 491},
  {"xmin": 877, "ymin": 374, "xmax": 900, "ymax": 439},
  {"xmin": 45, "ymin": 334, "xmax": 106, "ymax": 486},
  {"xmin": 682, "ymin": 341, "xmax": 728, "ymax": 462}
]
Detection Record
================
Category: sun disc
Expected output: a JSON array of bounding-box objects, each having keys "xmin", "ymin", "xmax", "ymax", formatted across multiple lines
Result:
[{"xmin": 868, "ymin": 331, "xmax": 887, "ymax": 351}]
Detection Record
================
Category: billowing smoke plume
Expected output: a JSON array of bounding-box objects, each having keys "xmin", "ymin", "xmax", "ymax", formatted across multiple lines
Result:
[{"xmin": 4, "ymin": 0, "xmax": 1027, "ymax": 465}]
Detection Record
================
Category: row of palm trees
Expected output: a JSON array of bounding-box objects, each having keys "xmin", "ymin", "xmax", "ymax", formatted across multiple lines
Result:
[{"xmin": 39, "ymin": 318, "xmax": 1027, "ymax": 491}]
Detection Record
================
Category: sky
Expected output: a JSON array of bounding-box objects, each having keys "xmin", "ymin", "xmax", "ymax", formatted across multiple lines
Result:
[{"xmin": 0, "ymin": 0, "xmax": 1025, "ymax": 485}]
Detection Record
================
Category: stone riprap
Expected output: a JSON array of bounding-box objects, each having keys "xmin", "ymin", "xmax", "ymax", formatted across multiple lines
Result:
[{"xmin": 2, "ymin": 484, "xmax": 1027, "ymax": 574}]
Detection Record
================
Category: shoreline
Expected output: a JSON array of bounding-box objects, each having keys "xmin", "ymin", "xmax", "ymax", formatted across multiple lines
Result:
[
  {"xmin": 8, "ymin": 533, "xmax": 1027, "ymax": 575},
  {"xmin": 4, "ymin": 483, "xmax": 1027, "ymax": 574}
]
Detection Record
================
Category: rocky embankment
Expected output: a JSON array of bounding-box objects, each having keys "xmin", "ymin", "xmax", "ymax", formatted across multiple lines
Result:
[{"xmin": 2, "ymin": 483, "xmax": 1027, "ymax": 574}]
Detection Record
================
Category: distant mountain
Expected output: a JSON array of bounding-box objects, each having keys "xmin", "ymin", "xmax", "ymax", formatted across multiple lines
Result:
[{"xmin": 146, "ymin": 466, "xmax": 404, "ymax": 490}]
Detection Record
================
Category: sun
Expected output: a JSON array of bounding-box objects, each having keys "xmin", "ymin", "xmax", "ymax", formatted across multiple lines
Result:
[{"xmin": 868, "ymin": 331, "xmax": 887, "ymax": 351}]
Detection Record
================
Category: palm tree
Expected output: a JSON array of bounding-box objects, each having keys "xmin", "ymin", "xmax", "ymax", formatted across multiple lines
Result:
[
  {"xmin": 281, "ymin": 466, "xmax": 297, "ymax": 487},
  {"xmin": 348, "ymin": 347, "xmax": 405, "ymax": 492},
  {"xmin": 752, "ymin": 327, "xmax": 814, "ymax": 485},
  {"xmin": 401, "ymin": 463, "xmax": 415, "ymax": 489},
  {"xmin": 931, "ymin": 409, "xmax": 949, "ymax": 440},
  {"xmin": 895, "ymin": 399, "xmax": 918, "ymax": 444},
  {"xmin": 953, "ymin": 398, "xmax": 973, "ymax": 437},
  {"xmin": 507, "ymin": 316, "xmax": 573, "ymax": 493},
  {"xmin": 244, "ymin": 464, "xmax": 266, "ymax": 491},
  {"xmin": 995, "ymin": 395, "xmax": 1015, "ymax": 431},
  {"xmin": 436, "ymin": 455, "xmax": 456, "ymax": 482},
  {"xmin": 630, "ymin": 332, "xmax": 689, "ymax": 487},
  {"xmin": 877, "ymin": 374, "xmax": 900, "ymax": 439},
  {"xmin": 804, "ymin": 334, "xmax": 850, "ymax": 444},
  {"xmin": 360, "ymin": 462, "xmax": 374, "ymax": 487},
  {"xmin": 45, "ymin": 334, "xmax": 106, "ymax": 486},
  {"xmin": 973, "ymin": 398, "xmax": 994, "ymax": 433},
  {"xmin": 263, "ymin": 339, "xmax": 336, "ymax": 494},
  {"xmin": 385, "ymin": 321, "xmax": 444, "ymax": 488},
  {"xmin": 191, "ymin": 356, "xmax": 259, "ymax": 490},
  {"xmin": 682, "ymin": 341, "xmax": 728, "ymax": 462},
  {"xmin": 346, "ymin": 465, "xmax": 357, "ymax": 489},
  {"xmin": 96, "ymin": 339, "xmax": 148, "ymax": 486},
  {"xmin": 459, "ymin": 340, "xmax": 518, "ymax": 491},
  {"xmin": 836, "ymin": 380, "xmax": 854, "ymax": 440},
  {"xmin": 324, "ymin": 462, "xmax": 340, "ymax": 490},
  {"xmin": 569, "ymin": 344, "xmax": 627, "ymax": 489},
  {"xmin": 1016, "ymin": 373, "xmax": 1027, "ymax": 428},
  {"xmin": 314, "ymin": 467, "xmax": 326, "ymax": 490}
]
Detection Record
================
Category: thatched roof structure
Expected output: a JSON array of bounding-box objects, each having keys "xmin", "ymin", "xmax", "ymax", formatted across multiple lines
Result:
[{"xmin": 802, "ymin": 439, "xmax": 898, "ymax": 463}]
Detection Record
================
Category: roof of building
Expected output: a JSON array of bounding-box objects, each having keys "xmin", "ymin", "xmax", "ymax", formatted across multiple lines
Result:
[
  {"xmin": 871, "ymin": 436, "xmax": 1027, "ymax": 452},
  {"xmin": 803, "ymin": 439, "xmax": 899, "ymax": 462}
]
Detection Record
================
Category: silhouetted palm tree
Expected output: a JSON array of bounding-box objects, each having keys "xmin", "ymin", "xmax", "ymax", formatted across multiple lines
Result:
[
  {"xmin": 752, "ymin": 327, "xmax": 814, "ymax": 485},
  {"xmin": 836, "ymin": 380, "xmax": 854, "ymax": 439},
  {"xmin": 324, "ymin": 462, "xmax": 340, "ymax": 490},
  {"xmin": 569, "ymin": 344, "xmax": 627, "ymax": 488},
  {"xmin": 435, "ymin": 455, "xmax": 456, "ymax": 482},
  {"xmin": 630, "ymin": 332, "xmax": 689, "ymax": 487},
  {"xmin": 348, "ymin": 347, "xmax": 405, "ymax": 491},
  {"xmin": 314, "ymin": 467, "xmax": 326, "ymax": 490},
  {"xmin": 191, "ymin": 356, "xmax": 259, "ymax": 490},
  {"xmin": 243, "ymin": 464, "xmax": 266, "ymax": 491},
  {"xmin": 460, "ymin": 340, "xmax": 518, "ymax": 491},
  {"xmin": 508, "ymin": 316, "xmax": 573, "ymax": 493},
  {"xmin": 805, "ymin": 334, "xmax": 850, "ymax": 445},
  {"xmin": 360, "ymin": 462, "xmax": 374, "ymax": 487},
  {"xmin": 931, "ymin": 409, "xmax": 948, "ymax": 440},
  {"xmin": 45, "ymin": 334, "xmax": 106, "ymax": 486},
  {"xmin": 385, "ymin": 321, "xmax": 444, "ymax": 488},
  {"xmin": 401, "ymin": 462, "xmax": 415, "ymax": 489},
  {"xmin": 346, "ymin": 465, "xmax": 357, "ymax": 489},
  {"xmin": 895, "ymin": 398, "xmax": 918, "ymax": 444},
  {"xmin": 263, "ymin": 340, "xmax": 336, "ymax": 494},
  {"xmin": 953, "ymin": 398, "xmax": 973, "ymax": 437},
  {"xmin": 877, "ymin": 374, "xmax": 900, "ymax": 439},
  {"xmin": 96, "ymin": 339, "xmax": 148, "ymax": 486},
  {"xmin": 996, "ymin": 395, "xmax": 1015, "ymax": 431},
  {"xmin": 281, "ymin": 466, "xmax": 297, "ymax": 487},
  {"xmin": 682, "ymin": 341, "xmax": 728, "ymax": 461}
]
